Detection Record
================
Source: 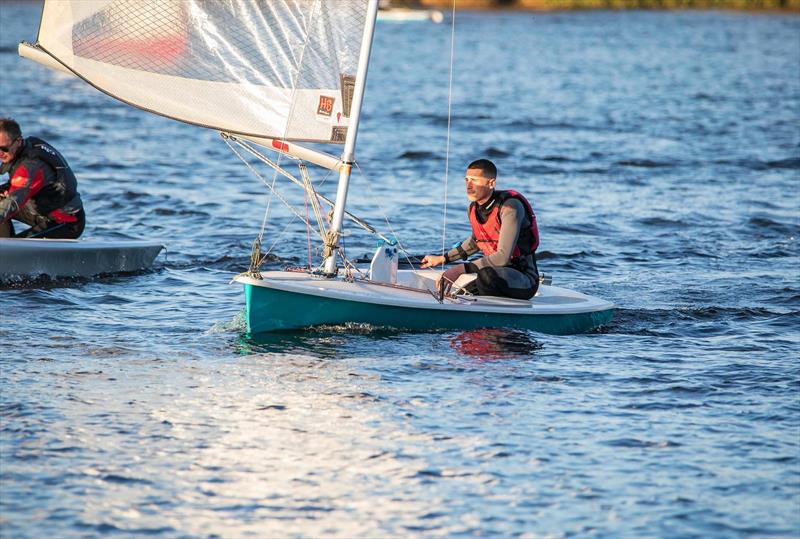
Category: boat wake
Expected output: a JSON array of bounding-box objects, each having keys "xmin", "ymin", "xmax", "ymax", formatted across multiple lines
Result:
[
  {"xmin": 607, "ymin": 306, "xmax": 798, "ymax": 338},
  {"xmin": 0, "ymin": 267, "xmax": 162, "ymax": 290}
]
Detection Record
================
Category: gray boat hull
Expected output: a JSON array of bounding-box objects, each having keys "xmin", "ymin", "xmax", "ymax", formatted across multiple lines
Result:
[{"xmin": 0, "ymin": 238, "xmax": 164, "ymax": 281}]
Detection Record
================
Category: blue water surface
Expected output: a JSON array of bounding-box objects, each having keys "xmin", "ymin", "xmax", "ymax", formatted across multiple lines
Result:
[{"xmin": 1, "ymin": 3, "xmax": 798, "ymax": 538}]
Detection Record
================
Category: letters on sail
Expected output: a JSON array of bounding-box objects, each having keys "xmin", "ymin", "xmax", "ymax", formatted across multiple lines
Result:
[{"xmin": 24, "ymin": 0, "xmax": 368, "ymax": 147}]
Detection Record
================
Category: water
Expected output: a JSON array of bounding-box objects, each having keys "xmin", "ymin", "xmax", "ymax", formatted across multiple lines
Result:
[{"xmin": 1, "ymin": 3, "xmax": 799, "ymax": 537}]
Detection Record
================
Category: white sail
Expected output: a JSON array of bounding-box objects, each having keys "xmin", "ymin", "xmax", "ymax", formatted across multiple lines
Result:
[{"xmin": 31, "ymin": 0, "xmax": 368, "ymax": 144}]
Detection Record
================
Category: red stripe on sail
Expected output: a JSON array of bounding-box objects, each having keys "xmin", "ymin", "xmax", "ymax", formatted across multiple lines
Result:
[{"xmin": 74, "ymin": 35, "xmax": 187, "ymax": 68}]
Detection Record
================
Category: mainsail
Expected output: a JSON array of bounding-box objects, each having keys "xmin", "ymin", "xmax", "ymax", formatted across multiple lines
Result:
[{"xmin": 27, "ymin": 0, "xmax": 368, "ymax": 144}]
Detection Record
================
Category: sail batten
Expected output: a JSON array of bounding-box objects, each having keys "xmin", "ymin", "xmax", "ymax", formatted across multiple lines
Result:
[{"xmin": 30, "ymin": 0, "xmax": 369, "ymax": 144}]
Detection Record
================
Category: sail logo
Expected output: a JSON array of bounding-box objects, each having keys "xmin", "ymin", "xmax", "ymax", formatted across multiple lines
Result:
[
  {"xmin": 317, "ymin": 96, "xmax": 335, "ymax": 117},
  {"xmin": 331, "ymin": 126, "xmax": 347, "ymax": 143}
]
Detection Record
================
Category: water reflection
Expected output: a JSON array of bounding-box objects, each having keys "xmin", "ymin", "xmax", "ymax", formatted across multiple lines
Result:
[
  {"xmin": 45, "ymin": 352, "xmax": 445, "ymax": 538},
  {"xmin": 237, "ymin": 325, "xmax": 420, "ymax": 358},
  {"xmin": 239, "ymin": 327, "xmax": 544, "ymax": 362},
  {"xmin": 449, "ymin": 329, "xmax": 543, "ymax": 361},
  {"xmin": 238, "ymin": 330, "xmax": 345, "ymax": 358}
]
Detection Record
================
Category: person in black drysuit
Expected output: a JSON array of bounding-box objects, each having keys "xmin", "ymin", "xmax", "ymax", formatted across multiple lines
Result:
[{"xmin": 0, "ymin": 118, "xmax": 85, "ymax": 239}]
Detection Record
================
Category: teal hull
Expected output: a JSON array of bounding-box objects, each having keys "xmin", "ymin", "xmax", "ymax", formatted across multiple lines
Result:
[{"xmin": 242, "ymin": 282, "xmax": 613, "ymax": 335}]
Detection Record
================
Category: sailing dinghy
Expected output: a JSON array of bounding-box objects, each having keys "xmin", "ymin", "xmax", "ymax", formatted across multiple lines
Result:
[
  {"xmin": 0, "ymin": 238, "xmax": 164, "ymax": 282},
  {"xmin": 20, "ymin": 0, "xmax": 613, "ymax": 334}
]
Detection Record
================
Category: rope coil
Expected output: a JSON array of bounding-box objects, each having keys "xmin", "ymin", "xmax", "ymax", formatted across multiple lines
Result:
[{"xmin": 248, "ymin": 237, "xmax": 263, "ymax": 279}]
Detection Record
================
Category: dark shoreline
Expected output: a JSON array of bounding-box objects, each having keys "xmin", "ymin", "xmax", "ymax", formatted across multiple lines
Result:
[{"xmin": 414, "ymin": 0, "xmax": 800, "ymax": 11}]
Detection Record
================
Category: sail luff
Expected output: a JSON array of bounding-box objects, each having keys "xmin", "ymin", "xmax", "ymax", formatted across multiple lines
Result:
[
  {"xmin": 338, "ymin": 2, "xmax": 379, "ymax": 166},
  {"xmin": 322, "ymin": 0, "xmax": 380, "ymax": 275}
]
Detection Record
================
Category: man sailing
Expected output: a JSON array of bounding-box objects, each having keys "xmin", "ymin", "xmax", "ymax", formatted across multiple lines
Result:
[
  {"xmin": 421, "ymin": 159, "xmax": 540, "ymax": 299},
  {"xmin": 0, "ymin": 118, "xmax": 85, "ymax": 239}
]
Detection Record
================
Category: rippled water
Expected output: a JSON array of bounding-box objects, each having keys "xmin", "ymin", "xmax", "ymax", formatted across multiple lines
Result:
[{"xmin": 1, "ymin": 3, "xmax": 799, "ymax": 538}]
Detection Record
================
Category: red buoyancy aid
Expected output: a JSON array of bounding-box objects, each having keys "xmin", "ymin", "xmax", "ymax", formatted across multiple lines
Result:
[{"xmin": 468, "ymin": 190, "xmax": 539, "ymax": 260}]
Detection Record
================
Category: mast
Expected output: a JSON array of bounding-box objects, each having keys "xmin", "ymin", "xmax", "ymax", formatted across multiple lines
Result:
[{"xmin": 322, "ymin": 0, "xmax": 380, "ymax": 275}]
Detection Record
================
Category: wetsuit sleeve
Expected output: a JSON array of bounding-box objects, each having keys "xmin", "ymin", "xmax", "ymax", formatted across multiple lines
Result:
[
  {"xmin": 0, "ymin": 161, "xmax": 47, "ymax": 222},
  {"xmin": 471, "ymin": 198, "xmax": 525, "ymax": 270},
  {"xmin": 445, "ymin": 236, "xmax": 479, "ymax": 263}
]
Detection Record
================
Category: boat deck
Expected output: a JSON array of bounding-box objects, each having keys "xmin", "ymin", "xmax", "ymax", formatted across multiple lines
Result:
[{"xmin": 235, "ymin": 269, "xmax": 613, "ymax": 316}]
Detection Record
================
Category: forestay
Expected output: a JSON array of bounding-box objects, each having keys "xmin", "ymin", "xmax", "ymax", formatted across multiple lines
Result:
[{"xmin": 32, "ymin": 0, "xmax": 368, "ymax": 143}]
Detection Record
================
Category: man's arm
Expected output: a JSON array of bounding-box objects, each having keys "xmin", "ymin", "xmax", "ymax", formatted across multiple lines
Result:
[
  {"xmin": 420, "ymin": 236, "xmax": 479, "ymax": 269},
  {"xmin": 0, "ymin": 162, "xmax": 47, "ymax": 222},
  {"xmin": 445, "ymin": 236, "xmax": 478, "ymax": 263}
]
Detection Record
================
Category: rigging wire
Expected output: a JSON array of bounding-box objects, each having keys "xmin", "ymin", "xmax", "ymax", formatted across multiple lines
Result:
[
  {"xmin": 299, "ymin": 163, "xmax": 329, "ymax": 243},
  {"xmin": 299, "ymin": 163, "xmax": 329, "ymax": 268},
  {"xmin": 228, "ymin": 135, "xmax": 386, "ymax": 240},
  {"xmin": 223, "ymin": 136, "xmax": 318, "ymax": 262},
  {"xmin": 440, "ymin": 1, "xmax": 457, "ymax": 268},
  {"xmin": 304, "ymin": 188, "xmax": 312, "ymax": 268},
  {"xmin": 250, "ymin": 0, "xmax": 321, "ymax": 269},
  {"xmin": 226, "ymin": 136, "xmax": 398, "ymax": 273},
  {"xmin": 353, "ymin": 161, "xmax": 418, "ymax": 271},
  {"xmin": 227, "ymin": 2, "xmax": 460, "ymax": 277},
  {"xmin": 351, "ymin": 6, "xmax": 459, "ymax": 274}
]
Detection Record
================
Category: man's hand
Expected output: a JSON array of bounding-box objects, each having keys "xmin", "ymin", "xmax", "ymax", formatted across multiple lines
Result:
[{"xmin": 420, "ymin": 254, "xmax": 445, "ymax": 269}]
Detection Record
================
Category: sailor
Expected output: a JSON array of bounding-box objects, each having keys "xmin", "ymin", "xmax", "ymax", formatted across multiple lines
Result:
[
  {"xmin": 0, "ymin": 118, "xmax": 85, "ymax": 239},
  {"xmin": 420, "ymin": 159, "xmax": 540, "ymax": 299}
]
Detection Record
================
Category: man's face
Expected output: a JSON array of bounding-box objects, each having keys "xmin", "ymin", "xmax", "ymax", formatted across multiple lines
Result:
[
  {"xmin": 464, "ymin": 167, "xmax": 495, "ymax": 203},
  {"xmin": 0, "ymin": 131, "xmax": 21, "ymax": 165}
]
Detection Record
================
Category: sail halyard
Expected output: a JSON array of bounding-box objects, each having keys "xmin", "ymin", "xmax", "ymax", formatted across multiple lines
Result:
[{"xmin": 322, "ymin": 0, "xmax": 381, "ymax": 275}]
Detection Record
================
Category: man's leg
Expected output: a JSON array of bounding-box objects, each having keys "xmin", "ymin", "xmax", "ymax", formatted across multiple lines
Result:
[
  {"xmin": 17, "ymin": 210, "xmax": 85, "ymax": 239},
  {"xmin": 474, "ymin": 266, "xmax": 539, "ymax": 300},
  {"xmin": 13, "ymin": 201, "xmax": 85, "ymax": 240}
]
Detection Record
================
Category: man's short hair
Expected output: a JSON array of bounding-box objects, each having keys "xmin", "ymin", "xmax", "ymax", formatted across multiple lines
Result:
[
  {"xmin": 467, "ymin": 158, "xmax": 497, "ymax": 179},
  {"xmin": 0, "ymin": 118, "xmax": 22, "ymax": 140}
]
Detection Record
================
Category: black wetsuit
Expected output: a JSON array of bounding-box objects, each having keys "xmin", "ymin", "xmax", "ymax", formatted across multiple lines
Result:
[{"xmin": 0, "ymin": 137, "xmax": 84, "ymax": 239}]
